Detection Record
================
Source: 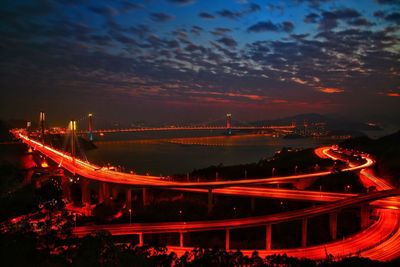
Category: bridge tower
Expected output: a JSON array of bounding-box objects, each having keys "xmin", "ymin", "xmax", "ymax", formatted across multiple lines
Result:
[
  {"xmin": 39, "ymin": 111, "xmax": 45, "ymax": 144},
  {"xmin": 69, "ymin": 120, "xmax": 77, "ymax": 165},
  {"xmin": 226, "ymin": 113, "xmax": 232, "ymax": 135},
  {"xmin": 88, "ymin": 113, "xmax": 94, "ymax": 141}
]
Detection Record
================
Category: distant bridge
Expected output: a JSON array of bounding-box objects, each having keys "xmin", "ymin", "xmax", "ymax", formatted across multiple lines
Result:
[{"xmin": 89, "ymin": 125, "xmax": 296, "ymax": 134}]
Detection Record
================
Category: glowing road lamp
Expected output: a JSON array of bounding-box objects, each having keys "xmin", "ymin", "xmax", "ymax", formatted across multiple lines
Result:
[
  {"xmin": 233, "ymin": 206, "xmax": 237, "ymax": 217},
  {"xmin": 294, "ymin": 165, "xmax": 298, "ymax": 174},
  {"xmin": 179, "ymin": 210, "xmax": 183, "ymax": 221},
  {"xmin": 272, "ymin": 167, "xmax": 276, "ymax": 177},
  {"xmin": 345, "ymin": 185, "xmax": 351, "ymax": 192},
  {"xmin": 129, "ymin": 209, "xmax": 132, "ymax": 224}
]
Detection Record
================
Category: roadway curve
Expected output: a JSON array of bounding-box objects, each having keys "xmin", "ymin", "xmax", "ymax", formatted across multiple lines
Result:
[
  {"xmin": 13, "ymin": 131, "xmax": 400, "ymax": 260},
  {"xmin": 15, "ymin": 133, "xmax": 373, "ymax": 188}
]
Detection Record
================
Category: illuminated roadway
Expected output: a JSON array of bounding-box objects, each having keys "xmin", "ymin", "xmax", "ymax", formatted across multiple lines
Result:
[
  {"xmin": 85, "ymin": 125, "xmax": 296, "ymax": 134},
  {"xmin": 15, "ymin": 132, "xmax": 374, "ymax": 188},
  {"xmin": 12, "ymin": 131, "xmax": 400, "ymax": 260}
]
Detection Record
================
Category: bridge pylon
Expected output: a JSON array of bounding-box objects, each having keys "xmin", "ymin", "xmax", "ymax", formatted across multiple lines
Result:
[
  {"xmin": 88, "ymin": 113, "xmax": 94, "ymax": 141},
  {"xmin": 69, "ymin": 120, "xmax": 77, "ymax": 165},
  {"xmin": 226, "ymin": 113, "xmax": 232, "ymax": 135},
  {"xmin": 39, "ymin": 111, "xmax": 46, "ymax": 144}
]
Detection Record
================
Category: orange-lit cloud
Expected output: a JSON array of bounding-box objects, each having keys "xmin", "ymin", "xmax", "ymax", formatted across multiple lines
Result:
[
  {"xmin": 319, "ymin": 87, "xmax": 344, "ymax": 94},
  {"xmin": 271, "ymin": 99, "xmax": 288, "ymax": 103},
  {"xmin": 386, "ymin": 92, "xmax": 400, "ymax": 97}
]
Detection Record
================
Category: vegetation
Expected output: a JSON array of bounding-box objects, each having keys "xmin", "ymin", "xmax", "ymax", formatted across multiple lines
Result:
[
  {"xmin": 175, "ymin": 148, "xmax": 335, "ymax": 181},
  {"xmin": 1, "ymin": 228, "xmax": 399, "ymax": 267}
]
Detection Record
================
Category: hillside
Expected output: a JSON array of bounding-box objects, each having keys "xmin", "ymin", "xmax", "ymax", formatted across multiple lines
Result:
[{"xmin": 340, "ymin": 130, "xmax": 400, "ymax": 186}]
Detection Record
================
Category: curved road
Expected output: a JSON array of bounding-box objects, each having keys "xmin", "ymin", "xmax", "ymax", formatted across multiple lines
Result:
[{"xmin": 13, "ymin": 131, "xmax": 400, "ymax": 260}]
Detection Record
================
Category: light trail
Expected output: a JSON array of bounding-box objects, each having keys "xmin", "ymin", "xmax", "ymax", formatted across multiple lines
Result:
[
  {"xmin": 12, "ymin": 131, "xmax": 400, "ymax": 260},
  {"xmin": 15, "ymin": 132, "xmax": 373, "ymax": 188}
]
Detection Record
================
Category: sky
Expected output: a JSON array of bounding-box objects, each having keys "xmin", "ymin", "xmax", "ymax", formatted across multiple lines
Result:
[{"xmin": 0, "ymin": 0, "xmax": 399, "ymax": 126}]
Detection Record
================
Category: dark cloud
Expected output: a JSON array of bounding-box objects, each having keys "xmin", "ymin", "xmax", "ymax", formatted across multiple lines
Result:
[
  {"xmin": 348, "ymin": 18, "xmax": 374, "ymax": 26},
  {"xmin": 375, "ymin": 0, "xmax": 400, "ymax": 4},
  {"xmin": 198, "ymin": 12, "xmax": 215, "ymax": 19},
  {"xmin": 129, "ymin": 24, "xmax": 150, "ymax": 38},
  {"xmin": 167, "ymin": 0, "xmax": 195, "ymax": 5},
  {"xmin": 385, "ymin": 12, "xmax": 400, "ymax": 24},
  {"xmin": 216, "ymin": 36, "xmax": 237, "ymax": 48},
  {"xmin": 247, "ymin": 21, "xmax": 295, "ymax": 33},
  {"xmin": 297, "ymin": 0, "xmax": 334, "ymax": 8},
  {"xmin": 210, "ymin": 27, "xmax": 232, "ymax": 36},
  {"xmin": 248, "ymin": 3, "xmax": 261, "ymax": 13},
  {"xmin": 150, "ymin": 12, "xmax": 174, "ymax": 22},
  {"xmin": 88, "ymin": 5, "xmax": 118, "ymax": 17},
  {"xmin": 247, "ymin": 21, "xmax": 279, "ymax": 32},
  {"xmin": 217, "ymin": 9, "xmax": 242, "ymax": 19},
  {"xmin": 282, "ymin": 21, "xmax": 295, "ymax": 32},
  {"xmin": 304, "ymin": 13, "xmax": 320, "ymax": 23},
  {"xmin": 216, "ymin": 3, "xmax": 261, "ymax": 20},
  {"xmin": 318, "ymin": 8, "xmax": 361, "ymax": 30},
  {"xmin": 374, "ymin": 10, "xmax": 386, "ymax": 18},
  {"xmin": 120, "ymin": 1, "xmax": 143, "ymax": 11},
  {"xmin": 191, "ymin": 25, "xmax": 203, "ymax": 35}
]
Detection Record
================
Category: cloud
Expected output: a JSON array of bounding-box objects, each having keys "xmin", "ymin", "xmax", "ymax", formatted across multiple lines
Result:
[
  {"xmin": 385, "ymin": 12, "xmax": 400, "ymax": 25},
  {"xmin": 318, "ymin": 8, "xmax": 361, "ymax": 30},
  {"xmin": 297, "ymin": 0, "xmax": 334, "ymax": 8},
  {"xmin": 150, "ymin": 12, "xmax": 174, "ymax": 22},
  {"xmin": 247, "ymin": 21, "xmax": 295, "ymax": 33},
  {"xmin": 247, "ymin": 21, "xmax": 279, "ymax": 32},
  {"xmin": 304, "ymin": 13, "xmax": 319, "ymax": 23},
  {"xmin": 198, "ymin": 12, "xmax": 215, "ymax": 19},
  {"xmin": 348, "ymin": 18, "xmax": 374, "ymax": 26},
  {"xmin": 386, "ymin": 91, "xmax": 400, "ymax": 97},
  {"xmin": 190, "ymin": 25, "xmax": 203, "ymax": 35},
  {"xmin": 88, "ymin": 5, "xmax": 118, "ymax": 17},
  {"xmin": 167, "ymin": 0, "xmax": 195, "ymax": 5},
  {"xmin": 282, "ymin": 21, "xmax": 295, "ymax": 32},
  {"xmin": 217, "ymin": 9, "xmax": 242, "ymax": 19},
  {"xmin": 376, "ymin": 0, "xmax": 400, "ymax": 4},
  {"xmin": 217, "ymin": 36, "xmax": 238, "ymax": 48},
  {"xmin": 319, "ymin": 87, "xmax": 345, "ymax": 93},
  {"xmin": 216, "ymin": 3, "xmax": 261, "ymax": 20},
  {"xmin": 210, "ymin": 27, "xmax": 232, "ymax": 36}
]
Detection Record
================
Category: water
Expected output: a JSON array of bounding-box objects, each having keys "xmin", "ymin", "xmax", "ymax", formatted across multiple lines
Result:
[{"xmin": 85, "ymin": 131, "xmax": 334, "ymax": 175}]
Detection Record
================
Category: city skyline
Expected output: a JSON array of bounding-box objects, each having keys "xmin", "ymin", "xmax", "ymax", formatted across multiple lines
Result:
[{"xmin": 0, "ymin": 0, "xmax": 399, "ymax": 124}]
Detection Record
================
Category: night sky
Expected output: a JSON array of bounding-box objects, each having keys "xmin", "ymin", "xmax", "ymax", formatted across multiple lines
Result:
[{"xmin": 0, "ymin": 0, "xmax": 399, "ymax": 125}]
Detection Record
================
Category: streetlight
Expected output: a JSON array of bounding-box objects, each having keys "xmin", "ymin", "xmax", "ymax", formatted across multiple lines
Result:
[
  {"xmin": 129, "ymin": 209, "xmax": 132, "ymax": 224},
  {"xmin": 294, "ymin": 165, "xmax": 298, "ymax": 174},
  {"xmin": 272, "ymin": 167, "xmax": 275, "ymax": 177}
]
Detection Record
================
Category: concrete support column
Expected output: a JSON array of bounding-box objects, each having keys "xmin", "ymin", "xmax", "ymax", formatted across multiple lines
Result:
[
  {"xmin": 266, "ymin": 223, "xmax": 272, "ymax": 250},
  {"xmin": 138, "ymin": 233, "xmax": 143, "ymax": 246},
  {"xmin": 126, "ymin": 189, "xmax": 132, "ymax": 210},
  {"xmin": 301, "ymin": 218, "xmax": 308, "ymax": 247},
  {"xmin": 208, "ymin": 188, "xmax": 213, "ymax": 213},
  {"xmin": 142, "ymin": 188, "xmax": 149, "ymax": 206},
  {"xmin": 225, "ymin": 229, "xmax": 230, "ymax": 251},
  {"xmin": 329, "ymin": 212, "xmax": 338, "ymax": 240},
  {"xmin": 180, "ymin": 232, "xmax": 184, "ymax": 247},
  {"xmin": 111, "ymin": 186, "xmax": 119, "ymax": 199},
  {"xmin": 98, "ymin": 182, "xmax": 109, "ymax": 203},
  {"xmin": 61, "ymin": 176, "xmax": 71, "ymax": 201},
  {"xmin": 251, "ymin": 198, "xmax": 256, "ymax": 213},
  {"xmin": 360, "ymin": 204, "xmax": 370, "ymax": 229},
  {"xmin": 81, "ymin": 180, "xmax": 90, "ymax": 206}
]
